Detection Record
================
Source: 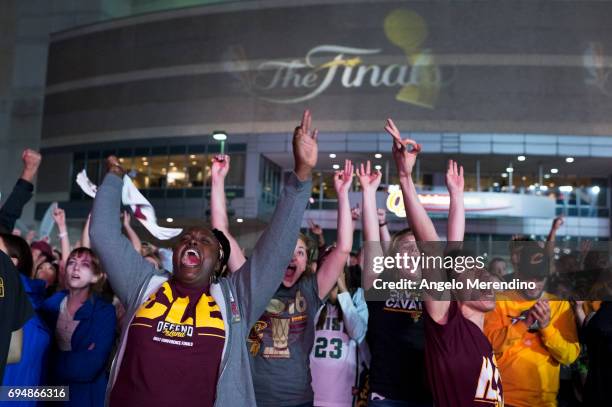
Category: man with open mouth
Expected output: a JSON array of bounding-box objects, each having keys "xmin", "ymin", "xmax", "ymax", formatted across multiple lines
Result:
[{"xmin": 90, "ymin": 110, "xmax": 317, "ymax": 407}]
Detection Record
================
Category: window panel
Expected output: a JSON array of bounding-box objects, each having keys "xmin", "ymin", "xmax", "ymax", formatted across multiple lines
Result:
[
  {"xmin": 225, "ymin": 154, "xmax": 245, "ymax": 186},
  {"xmin": 167, "ymin": 154, "xmax": 188, "ymax": 188},
  {"xmin": 187, "ymin": 153, "xmax": 206, "ymax": 187},
  {"xmin": 147, "ymin": 154, "xmax": 168, "ymax": 188},
  {"xmin": 69, "ymin": 144, "xmax": 246, "ymax": 200}
]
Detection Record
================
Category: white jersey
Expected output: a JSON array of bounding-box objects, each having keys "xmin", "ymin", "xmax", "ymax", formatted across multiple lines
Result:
[{"xmin": 310, "ymin": 303, "xmax": 358, "ymax": 407}]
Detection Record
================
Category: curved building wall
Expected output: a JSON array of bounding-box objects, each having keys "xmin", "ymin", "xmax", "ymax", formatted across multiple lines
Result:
[{"xmin": 42, "ymin": 0, "xmax": 612, "ymax": 147}]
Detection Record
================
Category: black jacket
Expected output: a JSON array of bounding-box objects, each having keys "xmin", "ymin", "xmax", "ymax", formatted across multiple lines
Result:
[{"xmin": 0, "ymin": 179, "xmax": 34, "ymax": 233}]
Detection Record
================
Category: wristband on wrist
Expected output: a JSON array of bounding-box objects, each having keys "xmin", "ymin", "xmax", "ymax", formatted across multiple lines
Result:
[{"xmin": 58, "ymin": 232, "xmax": 67, "ymax": 238}]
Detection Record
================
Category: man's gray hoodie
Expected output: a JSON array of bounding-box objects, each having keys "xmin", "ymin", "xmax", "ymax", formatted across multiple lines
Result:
[{"xmin": 90, "ymin": 171, "xmax": 311, "ymax": 406}]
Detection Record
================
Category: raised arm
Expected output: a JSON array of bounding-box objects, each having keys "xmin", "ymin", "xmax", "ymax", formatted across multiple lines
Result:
[
  {"xmin": 316, "ymin": 160, "xmax": 354, "ymax": 299},
  {"xmin": 52, "ymin": 206, "xmax": 71, "ymax": 270},
  {"xmin": 25, "ymin": 230, "xmax": 36, "ymax": 244},
  {"xmin": 89, "ymin": 157, "xmax": 156, "ymax": 306},
  {"xmin": 385, "ymin": 119, "xmax": 439, "ymax": 242},
  {"xmin": 446, "ymin": 160, "xmax": 465, "ymax": 241},
  {"xmin": 0, "ymin": 149, "xmax": 41, "ymax": 233},
  {"xmin": 307, "ymin": 219, "xmax": 326, "ymax": 251},
  {"xmin": 547, "ymin": 216, "xmax": 564, "ymax": 243},
  {"xmin": 385, "ymin": 119, "xmax": 452, "ymax": 323},
  {"xmin": 210, "ymin": 154, "xmax": 247, "ymax": 272},
  {"xmin": 122, "ymin": 211, "xmax": 142, "ymax": 253},
  {"xmin": 377, "ymin": 208, "xmax": 392, "ymax": 242},
  {"xmin": 231, "ymin": 110, "xmax": 316, "ymax": 327},
  {"xmin": 356, "ymin": 161, "xmax": 384, "ymax": 290},
  {"xmin": 545, "ymin": 216, "xmax": 564, "ymax": 275},
  {"xmin": 79, "ymin": 214, "xmax": 91, "ymax": 249}
]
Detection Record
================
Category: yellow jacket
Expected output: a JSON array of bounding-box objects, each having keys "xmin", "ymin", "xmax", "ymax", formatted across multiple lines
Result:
[{"xmin": 484, "ymin": 292, "xmax": 580, "ymax": 407}]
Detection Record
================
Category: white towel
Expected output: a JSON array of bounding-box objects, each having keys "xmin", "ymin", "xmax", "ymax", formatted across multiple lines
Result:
[
  {"xmin": 121, "ymin": 175, "xmax": 183, "ymax": 240},
  {"xmin": 76, "ymin": 169, "xmax": 98, "ymax": 198},
  {"xmin": 76, "ymin": 170, "xmax": 182, "ymax": 240}
]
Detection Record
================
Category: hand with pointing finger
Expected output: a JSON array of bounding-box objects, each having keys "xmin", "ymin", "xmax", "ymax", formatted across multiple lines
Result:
[
  {"xmin": 385, "ymin": 118, "xmax": 421, "ymax": 180},
  {"xmin": 293, "ymin": 110, "xmax": 318, "ymax": 181},
  {"xmin": 307, "ymin": 219, "xmax": 323, "ymax": 236}
]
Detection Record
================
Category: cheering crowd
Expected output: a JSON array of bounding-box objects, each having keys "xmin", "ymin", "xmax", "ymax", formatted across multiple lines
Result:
[{"xmin": 0, "ymin": 111, "xmax": 610, "ymax": 407}]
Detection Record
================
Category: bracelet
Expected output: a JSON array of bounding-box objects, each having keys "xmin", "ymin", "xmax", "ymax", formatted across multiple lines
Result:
[
  {"xmin": 58, "ymin": 232, "xmax": 67, "ymax": 238},
  {"xmin": 379, "ymin": 222, "xmax": 388, "ymax": 227}
]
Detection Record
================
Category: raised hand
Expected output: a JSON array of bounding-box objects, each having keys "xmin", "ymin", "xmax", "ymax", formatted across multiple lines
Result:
[
  {"xmin": 106, "ymin": 155, "xmax": 126, "ymax": 178},
  {"xmin": 334, "ymin": 159, "xmax": 354, "ymax": 195},
  {"xmin": 211, "ymin": 154, "xmax": 230, "ymax": 182},
  {"xmin": 21, "ymin": 149, "xmax": 42, "ymax": 182},
  {"xmin": 445, "ymin": 160, "xmax": 464, "ymax": 195},
  {"xmin": 25, "ymin": 230, "xmax": 36, "ymax": 244},
  {"xmin": 356, "ymin": 160, "xmax": 382, "ymax": 192},
  {"xmin": 552, "ymin": 216, "xmax": 564, "ymax": 231},
  {"xmin": 52, "ymin": 205, "xmax": 66, "ymax": 228},
  {"xmin": 122, "ymin": 210, "xmax": 131, "ymax": 228},
  {"xmin": 385, "ymin": 118, "xmax": 420, "ymax": 179},
  {"xmin": 307, "ymin": 219, "xmax": 323, "ymax": 236},
  {"xmin": 292, "ymin": 110, "xmax": 318, "ymax": 181}
]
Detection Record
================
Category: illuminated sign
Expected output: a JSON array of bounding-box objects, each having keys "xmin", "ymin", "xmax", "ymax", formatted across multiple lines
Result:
[
  {"xmin": 44, "ymin": 1, "xmax": 612, "ymax": 139},
  {"xmin": 230, "ymin": 9, "xmax": 441, "ymax": 108},
  {"xmin": 386, "ymin": 185, "xmax": 555, "ymax": 218}
]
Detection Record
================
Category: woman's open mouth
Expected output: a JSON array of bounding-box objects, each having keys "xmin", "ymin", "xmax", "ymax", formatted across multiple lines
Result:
[
  {"xmin": 284, "ymin": 264, "xmax": 297, "ymax": 279},
  {"xmin": 181, "ymin": 248, "xmax": 202, "ymax": 267}
]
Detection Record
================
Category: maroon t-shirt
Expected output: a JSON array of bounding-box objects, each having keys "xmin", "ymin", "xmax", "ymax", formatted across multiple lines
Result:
[
  {"xmin": 110, "ymin": 280, "xmax": 225, "ymax": 407},
  {"xmin": 424, "ymin": 302, "xmax": 503, "ymax": 407}
]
